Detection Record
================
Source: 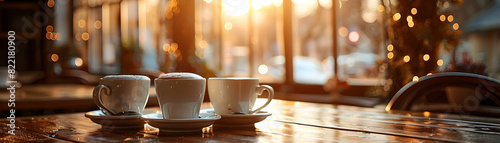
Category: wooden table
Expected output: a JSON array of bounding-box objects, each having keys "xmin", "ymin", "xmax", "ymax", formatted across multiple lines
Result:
[{"xmin": 2, "ymin": 99, "xmax": 500, "ymax": 142}]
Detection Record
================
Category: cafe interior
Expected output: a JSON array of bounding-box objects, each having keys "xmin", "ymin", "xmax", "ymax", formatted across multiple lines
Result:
[{"xmin": 1, "ymin": 0, "xmax": 500, "ymax": 142}]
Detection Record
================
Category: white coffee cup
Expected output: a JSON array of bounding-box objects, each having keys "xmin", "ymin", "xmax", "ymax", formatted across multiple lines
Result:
[
  {"xmin": 92, "ymin": 75, "xmax": 150, "ymax": 115},
  {"xmin": 155, "ymin": 72, "xmax": 206, "ymax": 119},
  {"xmin": 208, "ymin": 77, "xmax": 274, "ymax": 115}
]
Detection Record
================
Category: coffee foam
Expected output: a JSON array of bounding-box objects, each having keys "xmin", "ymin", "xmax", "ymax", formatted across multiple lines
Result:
[
  {"xmin": 159, "ymin": 72, "xmax": 204, "ymax": 79},
  {"xmin": 103, "ymin": 75, "xmax": 150, "ymax": 80}
]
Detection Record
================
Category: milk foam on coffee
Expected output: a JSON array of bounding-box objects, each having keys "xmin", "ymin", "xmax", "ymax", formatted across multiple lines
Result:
[
  {"xmin": 159, "ymin": 72, "xmax": 203, "ymax": 79},
  {"xmin": 103, "ymin": 75, "xmax": 149, "ymax": 80}
]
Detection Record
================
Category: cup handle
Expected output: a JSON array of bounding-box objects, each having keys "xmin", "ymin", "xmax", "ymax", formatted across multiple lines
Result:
[
  {"xmin": 249, "ymin": 85, "xmax": 274, "ymax": 114},
  {"xmin": 92, "ymin": 85, "xmax": 115, "ymax": 115}
]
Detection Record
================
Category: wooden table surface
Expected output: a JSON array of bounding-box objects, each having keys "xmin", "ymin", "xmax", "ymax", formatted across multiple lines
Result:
[{"xmin": 2, "ymin": 99, "xmax": 500, "ymax": 142}]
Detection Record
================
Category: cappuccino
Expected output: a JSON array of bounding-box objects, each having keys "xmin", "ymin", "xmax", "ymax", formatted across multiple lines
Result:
[
  {"xmin": 155, "ymin": 72, "xmax": 206, "ymax": 119},
  {"xmin": 159, "ymin": 72, "xmax": 204, "ymax": 79}
]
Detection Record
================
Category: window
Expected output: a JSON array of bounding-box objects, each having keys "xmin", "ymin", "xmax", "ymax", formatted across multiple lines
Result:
[
  {"xmin": 199, "ymin": 0, "xmax": 285, "ymax": 83},
  {"xmin": 198, "ymin": 0, "xmax": 385, "ymax": 90}
]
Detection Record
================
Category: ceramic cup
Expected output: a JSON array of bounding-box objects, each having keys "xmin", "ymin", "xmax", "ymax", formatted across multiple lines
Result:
[
  {"xmin": 155, "ymin": 72, "xmax": 206, "ymax": 119},
  {"xmin": 92, "ymin": 75, "xmax": 150, "ymax": 116},
  {"xmin": 208, "ymin": 78, "xmax": 274, "ymax": 115}
]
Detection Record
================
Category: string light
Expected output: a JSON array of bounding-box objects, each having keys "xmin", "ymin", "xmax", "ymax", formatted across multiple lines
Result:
[
  {"xmin": 387, "ymin": 52, "xmax": 394, "ymax": 59},
  {"xmin": 163, "ymin": 44, "xmax": 170, "ymax": 52},
  {"xmin": 82, "ymin": 32, "xmax": 89, "ymax": 41},
  {"xmin": 411, "ymin": 8, "xmax": 417, "ymax": 15},
  {"xmin": 48, "ymin": 0, "xmax": 55, "ymax": 7},
  {"xmin": 46, "ymin": 32, "xmax": 51, "ymax": 39},
  {"xmin": 407, "ymin": 16, "xmax": 413, "ymax": 22},
  {"xmin": 447, "ymin": 15, "xmax": 454, "ymax": 22},
  {"xmin": 437, "ymin": 59, "xmax": 444, "ymax": 66},
  {"xmin": 171, "ymin": 43, "xmax": 178, "ymax": 52},
  {"xmin": 94, "ymin": 21, "xmax": 102, "ymax": 29},
  {"xmin": 50, "ymin": 33, "xmax": 57, "ymax": 40},
  {"xmin": 377, "ymin": 5, "xmax": 384, "ymax": 12},
  {"xmin": 338, "ymin": 27, "xmax": 348, "ymax": 37},
  {"xmin": 51, "ymin": 54, "xmax": 59, "ymax": 62},
  {"xmin": 46, "ymin": 25, "xmax": 53, "ymax": 32},
  {"xmin": 439, "ymin": 15, "xmax": 446, "ymax": 22},
  {"xmin": 408, "ymin": 21, "xmax": 414, "ymax": 28},
  {"xmin": 387, "ymin": 44, "xmax": 394, "ymax": 51},
  {"xmin": 78, "ymin": 20, "xmax": 86, "ymax": 28},
  {"xmin": 393, "ymin": 13, "xmax": 401, "ymax": 21},
  {"xmin": 413, "ymin": 76, "xmax": 419, "ymax": 82},
  {"xmin": 453, "ymin": 23, "xmax": 459, "ymax": 30},
  {"xmin": 423, "ymin": 54, "xmax": 430, "ymax": 61},
  {"xmin": 403, "ymin": 55, "xmax": 410, "ymax": 62}
]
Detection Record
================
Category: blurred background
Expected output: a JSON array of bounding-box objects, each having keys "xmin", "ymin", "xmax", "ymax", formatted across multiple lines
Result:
[{"xmin": 1, "ymin": 0, "xmax": 500, "ymax": 116}]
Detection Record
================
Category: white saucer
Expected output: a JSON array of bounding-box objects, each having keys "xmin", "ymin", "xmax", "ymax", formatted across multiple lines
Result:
[
  {"xmin": 141, "ymin": 113, "xmax": 221, "ymax": 132},
  {"xmin": 201, "ymin": 109, "xmax": 272, "ymax": 127},
  {"xmin": 84, "ymin": 109, "xmax": 157, "ymax": 129}
]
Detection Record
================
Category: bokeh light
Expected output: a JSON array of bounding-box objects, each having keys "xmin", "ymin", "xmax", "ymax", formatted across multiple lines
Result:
[
  {"xmin": 46, "ymin": 25, "xmax": 53, "ymax": 32},
  {"xmin": 447, "ymin": 15, "xmax": 454, "ymax": 22},
  {"xmin": 423, "ymin": 54, "xmax": 430, "ymax": 61},
  {"xmin": 48, "ymin": 0, "xmax": 55, "ymax": 7},
  {"xmin": 440, "ymin": 15, "xmax": 446, "ymax": 22},
  {"xmin": 406, "ymin": 15, "xmax": 413, "ymax": 22},
  {"xmin": 78, "ymin": 19, "xmax": 86, "ymax": 28},
  {"xmin": 51, "ymin": 54, "xmax": 59, "ymax": 62},
  {"xmin": 199, "ymin": 40, "xmax": 207, "ymax": 49},
  {"xmin": 387, "ymin": 52, "xmax": 394, "ymax": 59},
  {"xmin": 94, "ymin": 21, "xmax": 102, "ymax": 29},
  {"xmin": 408, "ymin": 21, "xmax": 414, "ymax": 27},
  {"xmin": 75, "ymin": 58, "xmax": 83, "ymax": 67},
  {"xmin": 413, "ymin": 76, "xmax": 419, "ymax": 82},
  {"xmin": 163, "ymin": 44, "xmax": 170, "ymax": 52},
  {"xmin": 75, "ymin": 32, "xmax": 81, "ymax": 41},
  {"xmin": 393, "ymin": 13, "xmax": 401, "ymax": 21},
  {"xmin": 411, "ymin": 8, "xmax": 417, "ymax": 15},
  {"xmin": 348, "ymin": 31, "xmax": 360, "ymax": 43},
  {"xmin": 403, "ymin": 55, "xmax": 410, "ymax": 62},
  {"xmin": 453, "ymin": 23, "xmax": 459, "ymax": 30},
  {"xmin": 437, "ymin": 59, "xmax": 444, "ymax": 66},
  {"xmin": 387, "ymin": 44, "xmax": 394, "ymax": 51},
  {"xmin": 258, "ymin": 64, "xmax": 269, "ymax": 74},
  {"xmin": 338, "ymin": 27, "xmax": 348, "ymax": 37},
  {"xmin": 377, "ymin": 5, "xmax": 384, "ymax": 12},
  {"xmin": 443, "ymin": 1, "xmax": 449, "ymax": 8},
  {"xmin": 224, "ymin": 22, "xmax": 233, "ymax": 30},
  {"xmin": 82, "ymin": 32, "xmax": 90, "ymax": 41}
]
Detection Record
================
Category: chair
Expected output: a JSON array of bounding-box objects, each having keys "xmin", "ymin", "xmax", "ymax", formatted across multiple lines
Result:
[{"xmin": 386, "ymin": 72, "xmax": 500, "ymax": 117}]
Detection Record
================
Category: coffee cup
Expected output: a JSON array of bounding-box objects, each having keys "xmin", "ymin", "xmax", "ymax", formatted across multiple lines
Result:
[
  {"xmin": 208, "ymin": 77, "xmax": 274, "ymax": 115},
  {"xmin": 155, "ymin": 72, "xmax": 206, "ymax": 119},
  {"xmin": 92, "ymin": 75, "xmax": 150, "ymax": 116}
]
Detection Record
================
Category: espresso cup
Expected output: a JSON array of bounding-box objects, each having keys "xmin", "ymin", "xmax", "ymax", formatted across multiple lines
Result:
[
  {"xmin": 155, "ymin": 72, "xmax": 206, "ymax": 119},
  {"xmin": 208, "ymin": 78, "xmax": 274, "ymax": 115},
  {"xmin": 92, "ymin": 75, "xmax": 150, "ymax": 115}
]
